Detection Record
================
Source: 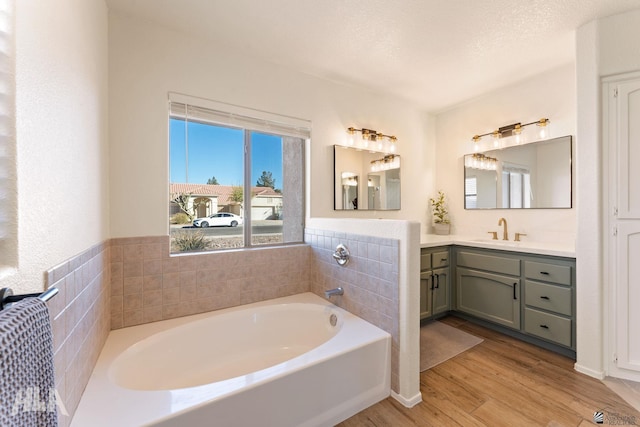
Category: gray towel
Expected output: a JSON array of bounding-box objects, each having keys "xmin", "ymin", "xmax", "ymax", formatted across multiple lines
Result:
[{"xmin": 0, "ymin": 298, "xmax": 58, "ymax": 427}]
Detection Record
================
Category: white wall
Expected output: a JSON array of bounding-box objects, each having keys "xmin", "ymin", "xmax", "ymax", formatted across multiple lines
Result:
[
  {"xmin": 5, "ymin": 0, "xmax": 109, "ymax": 293},
  {"xmin": 575, "ymin": 8, "xmax": 640, "ymax": 379},
  {"xmin": 433, "ymin": 64, "xmax": 577, "ymax": 242},
  {"xmin": 108, "ymin": 12, "xmax": 436, "ymax": 238}
]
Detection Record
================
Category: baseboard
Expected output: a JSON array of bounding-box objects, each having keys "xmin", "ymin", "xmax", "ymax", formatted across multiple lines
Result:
[
  {"xmin": 390, "ymin": 390, "xmax": 422, "ymax": 408},
  {"xmin": 575, "ymin": 363, "xmax": 605, "ymax": 379}
]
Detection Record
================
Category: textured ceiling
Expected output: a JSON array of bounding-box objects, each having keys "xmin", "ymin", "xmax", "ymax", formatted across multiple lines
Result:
[{"xmin": 105, "ymin": 0, "xmax": 640, "ymax": 112}]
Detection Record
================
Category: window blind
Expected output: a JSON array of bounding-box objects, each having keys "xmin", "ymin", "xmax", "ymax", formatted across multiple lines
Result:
[
  {"xmin": 169, "ymin": 94, "xmax": 311, "ymax": 139},
  {"xmin": 0, "ymin": 0, "xmax": 14, "ymax": 245}
]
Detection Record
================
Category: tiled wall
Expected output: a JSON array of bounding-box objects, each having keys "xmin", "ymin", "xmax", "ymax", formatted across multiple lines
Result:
[
  {"xmin": 43, "ymin": 232, "xmax": 398, "ymax": 426},
  {"xmin": 305, "ymin": 228, "xmax": 400, "ymax": 393},
  {"xmin": 46, "ymin": 242, "xmax": 110, "ymax": 427},
  {"xmin": 109, "ymin": 236, "xmax": 312, "ymax": 328}
]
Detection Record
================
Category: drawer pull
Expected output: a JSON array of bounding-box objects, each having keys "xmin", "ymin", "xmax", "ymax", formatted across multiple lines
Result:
[
  {"xmin": 513, "ymin": 283, "xmax": 517, "ymax": 300},
  {"xmin": 540, "ymin": 296, "xmax": 550, "ymax": 300},
  {"xmin": 539, "ymin": 324, "xmax": 549, "ymax": 329},
  {"xmin": 440, "ymin": 258, "xmax": 447, "ymax": 262},
  {"xmin": 540, "ymin": 271, "xmax": 550, "ymax": 275}
]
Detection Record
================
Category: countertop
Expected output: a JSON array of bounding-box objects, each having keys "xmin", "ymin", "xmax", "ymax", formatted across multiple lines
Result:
[{"xmin": 420, "ymin": 234, "xmax": 576, "ymax": 258}]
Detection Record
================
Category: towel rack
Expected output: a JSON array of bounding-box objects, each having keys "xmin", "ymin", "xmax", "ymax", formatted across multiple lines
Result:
[{"xmin": 0, "ymin": 287, "xmax": 59, "ymax": 311}]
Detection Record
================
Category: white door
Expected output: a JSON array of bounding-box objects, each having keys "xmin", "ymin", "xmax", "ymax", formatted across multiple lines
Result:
[
  {"xmin": 606, "ymin": 72, "xmax": 640, "ymax": 379},
  {"xmin": 616, "ymin": 79, "xmax": 640, "ymax": 219},
  {"xmin": 615, "ymin": 222, "xmax": 640, "ymax": 372}
]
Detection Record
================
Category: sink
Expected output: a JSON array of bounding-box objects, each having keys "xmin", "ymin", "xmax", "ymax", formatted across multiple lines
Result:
[{"xmin": 468, "ymin": 238, "xmax": 521, "ymax": 247}]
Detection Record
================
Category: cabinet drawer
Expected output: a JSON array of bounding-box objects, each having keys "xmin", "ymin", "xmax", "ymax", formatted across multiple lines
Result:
[
  {"xmin": 524, "ymin": 261, "xmax": 571, "ymax": 285},
  {"xmin": 420, "ymin": 251, "xmax": 432, "ymax": 270},
  {"xmin": 432, "ymin": 251, "xmax": 449, "ymax": 268},
  {"xmin": 456, "ymin": 251, "xmax": 520, "ymax": 276},
  {"xmin": 525, "ymin": 280, "xmax": 572, "ymax": 316},
  {"xmin": 524, "ymin": 308, "xmax": 572, "ymax": 347}
]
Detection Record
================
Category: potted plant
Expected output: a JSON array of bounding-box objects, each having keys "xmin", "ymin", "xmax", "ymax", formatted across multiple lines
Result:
[{"xmin": 429, "ymin": 191, "xmax": 451, "ymax": 235}]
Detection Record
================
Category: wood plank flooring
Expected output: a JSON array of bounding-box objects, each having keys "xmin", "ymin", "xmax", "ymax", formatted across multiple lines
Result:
[{"xmin": 338, "ymin": 316, "xmax": 640, "ymax": 426}]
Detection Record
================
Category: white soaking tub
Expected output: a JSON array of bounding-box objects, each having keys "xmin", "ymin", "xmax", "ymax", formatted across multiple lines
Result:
[{"xmin": 71, "ymin": 292, "xmax": 391, "ymax": 427}]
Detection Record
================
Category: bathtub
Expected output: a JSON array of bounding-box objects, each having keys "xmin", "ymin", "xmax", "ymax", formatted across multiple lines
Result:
[{"xmin": 71, "ymin": 292, "xmax": 391, "ymax": 427}]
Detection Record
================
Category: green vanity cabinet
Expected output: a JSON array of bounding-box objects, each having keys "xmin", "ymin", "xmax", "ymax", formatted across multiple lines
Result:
[
  {"xmin": 455, "ymin": 251, "xmax": 521, "ymax": 330},
  {"xmin": 420, "ymin": 247, "xmax": 450, "ymax": 320},
  {"xmin": 453, "ymin": 246, "xmax": 576, "ymax": 356},
  {"xmin": 523, "ymin": 260, "xmax": 574, "ymax": 348}
]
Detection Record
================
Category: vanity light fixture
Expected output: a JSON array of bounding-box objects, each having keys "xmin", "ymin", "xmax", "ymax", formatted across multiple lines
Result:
[
  {"xmin": 346, "ymin": 126, "xmax": 397, "ymax": 153},
  {"xmin": 471, "ymin": 118, "xmax": 550, "ymax": 148},
  {"xmin": 465, "ymin": 153, "xmax": 497, "ymax": 171},
  {"xmin": 370, "ymin": 154, "xmax": 400, "ymax": 172}
]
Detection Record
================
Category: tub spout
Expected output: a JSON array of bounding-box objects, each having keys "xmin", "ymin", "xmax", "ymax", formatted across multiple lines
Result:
[{"xmin": 324, "ymin": 287, "xmax": 344, "ymax": 298}]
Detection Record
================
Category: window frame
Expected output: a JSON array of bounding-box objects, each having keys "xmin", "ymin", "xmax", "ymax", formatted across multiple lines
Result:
[{"xmin": 168, "ymin": 93, "xmax": 309, "ymax": 253}]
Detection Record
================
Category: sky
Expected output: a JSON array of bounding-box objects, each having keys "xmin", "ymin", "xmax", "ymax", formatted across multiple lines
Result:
[{"xmin": 169, "ymin": 119, "xmax": 283, "ymax": 189}]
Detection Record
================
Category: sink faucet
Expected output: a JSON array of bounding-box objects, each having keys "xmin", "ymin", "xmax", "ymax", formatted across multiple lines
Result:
[
  {"xmin": 498, "ymin": 217, "xmax": 508, "ymax": 240},
  {"xmin": 324, "ymin": 287, "xmax": 344, "ymax": 298}
]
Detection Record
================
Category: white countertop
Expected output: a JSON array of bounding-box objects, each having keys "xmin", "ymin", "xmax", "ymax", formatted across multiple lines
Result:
[{"xmin": 420, "ymin": 234, "xmax": 575, "ymax": 258}]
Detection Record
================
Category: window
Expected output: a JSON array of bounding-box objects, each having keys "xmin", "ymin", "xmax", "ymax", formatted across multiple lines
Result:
[
  {"xmin": 168, "ymin": 94, "xmax": 308, "ymax": 253},
  {"xmin": 502, "ymin": 164, "xmax": 532, "ymax": 208},
  {"xmin": 465, "ymin": 176, "xmax": 477, "ymax": 209}
]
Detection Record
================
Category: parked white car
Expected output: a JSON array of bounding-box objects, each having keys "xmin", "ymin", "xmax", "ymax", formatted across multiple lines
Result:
[{"xmin": 193, "ymin": 213, "xmax": 243, "ymax": 228}]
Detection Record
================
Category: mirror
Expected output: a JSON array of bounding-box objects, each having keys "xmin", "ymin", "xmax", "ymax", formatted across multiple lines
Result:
[
  {"xmin": 464, "ymin": 135, "xmax": 572, "ymax": 209},
  {"xmin": 334, "ymin": 145, "xmax": 401, "ymax": 210}
]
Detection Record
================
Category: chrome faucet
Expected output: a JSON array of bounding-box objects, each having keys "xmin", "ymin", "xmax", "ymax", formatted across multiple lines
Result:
[
  {"xmin": 498, "ymin": 217, "xmax": 508, "ymax": 240},
  {"xmin": 332, "ymin": 244, "xmax": 350, "ymax": 266},
  {"xmin": 324, "ymin": 287, "xmax": 344, "ymax": 298}
]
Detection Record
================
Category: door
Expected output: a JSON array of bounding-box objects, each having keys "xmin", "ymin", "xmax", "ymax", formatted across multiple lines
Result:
[
  {"xmin": 616, "ymin": 79, "xmax": 640, "ymax": 219},
  {"xmin": 607, "ymin": 72, "xmax": 640, "ymax": 379},
  {"xmin": 420, "ymin": 271, "xmax": 432, "ymax": 320},
  {"xmin": 432, "ymin": 267, "xmax": 450, "ymax": 316},
  {"xmin": 457, "ymin": 267, "xmax": 520, "ymax": 330},
  {"xmin": 614, "ymin": 222, "xmax": 640, "ymax": 372}
]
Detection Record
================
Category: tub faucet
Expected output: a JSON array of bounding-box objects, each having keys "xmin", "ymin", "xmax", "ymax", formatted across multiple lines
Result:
[
  {"xmin": 324, "ymin": 287, "xmax": 344, "ymax": 298},
  {"xmin": 498, "ymin": 217, "xmax": 508, "ymax": 240}
]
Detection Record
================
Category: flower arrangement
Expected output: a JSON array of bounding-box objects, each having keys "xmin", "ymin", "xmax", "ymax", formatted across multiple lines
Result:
[{"xmin": 429, "ymin": 191, "xmax": 450, "ymax": 224}]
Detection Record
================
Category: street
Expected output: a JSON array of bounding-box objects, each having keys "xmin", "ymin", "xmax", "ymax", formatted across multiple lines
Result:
[{"xmin": 171, "ymin": 220, "xmax": 283, "ymax": 236}]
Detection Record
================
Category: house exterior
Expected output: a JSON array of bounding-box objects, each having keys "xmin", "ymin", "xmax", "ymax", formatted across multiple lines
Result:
[{"xmin": 169, "ymin": 183, "xmax": 283, "ymax": 220}]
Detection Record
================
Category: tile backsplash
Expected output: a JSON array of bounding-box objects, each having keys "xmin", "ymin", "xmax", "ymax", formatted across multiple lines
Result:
[
  {"xmin": 109, "ymin": 237, "xmax": 311, "ymax": 329},
  {"xmin": 46, "ymin": 242, "xmax": 110, "ymax": 427},
  {"xmin": 305, "ymin": 228, "xmax": 400, "ymax": 392}
]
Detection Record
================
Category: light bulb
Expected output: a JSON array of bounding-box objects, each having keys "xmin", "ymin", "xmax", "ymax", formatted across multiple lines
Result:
[{"xmin": 537, "ymin": 118, "xmax": 549, "ymax": 140}]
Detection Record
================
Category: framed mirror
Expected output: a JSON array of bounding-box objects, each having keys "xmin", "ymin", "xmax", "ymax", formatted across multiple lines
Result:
[
  {"xmin": 334, "ymin": 145, "xmax": 401, "ymax": 210},
  {"xmin": 464, "ymin": 135, "xmax": 572, "ymax": 209}
]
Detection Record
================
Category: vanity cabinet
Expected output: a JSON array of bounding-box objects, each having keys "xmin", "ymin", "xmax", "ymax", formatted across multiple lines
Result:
[
  {"xmin": 523, "ymin": 261, "xmax": 573, "ymax": 348},
  {"xmin": 455, "ymin": 251, "xmax": 521, "ymax": 330},
  {"xmin": 453, "ymin": 246, "xmax": 576, "ymax": 354},
  {"xmin": 420, "ymin": 247, "xmax": 450, "ymax": 320}
]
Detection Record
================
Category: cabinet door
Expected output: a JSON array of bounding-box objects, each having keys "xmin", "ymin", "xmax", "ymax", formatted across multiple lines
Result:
[
  {"xmin": 420, "ymin": 271, "xmax": 432, "ymax": 320},
  {"xmin": 432, "ymin": 267, "xmax": 450, "ymax": 315},
  {"xmin": 616, "ymin": 79, "xmax": 640, "ymax": 219},
  {"xmin": 457, "ymin": 267, "xmax": 520, "ymax": 330},
  {"xmin": 615, "ymin": 222, "xmax": 640, "ymax": 371}
]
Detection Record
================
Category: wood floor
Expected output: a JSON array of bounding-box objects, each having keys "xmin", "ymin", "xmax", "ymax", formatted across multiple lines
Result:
[{"xmin": 338, "ymin": 316, "xmax": 640, "ymax": 427}]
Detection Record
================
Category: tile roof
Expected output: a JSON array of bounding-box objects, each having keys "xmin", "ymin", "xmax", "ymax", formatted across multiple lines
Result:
[{"xmin": 169, "ymin": 183, "xmax": 280, "ymax": 205}]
